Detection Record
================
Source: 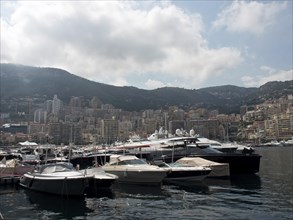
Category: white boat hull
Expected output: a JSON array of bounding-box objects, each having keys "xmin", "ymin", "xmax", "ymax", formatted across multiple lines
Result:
[{"xmin": 103, "ymin": 167, "xmax": 167, "ymax": 185}]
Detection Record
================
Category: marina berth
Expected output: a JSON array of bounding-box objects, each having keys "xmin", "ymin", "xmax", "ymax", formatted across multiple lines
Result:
[
  {"xmin": 102, "ymin": 155, "xmax": 169, "ymax": 185},
  {"xmin": 19, "ymin": 162, "xmax": 88, "ymax": 196},
  {"xmin": 0, "ymin": 158, "xmax": 35, "ymax": 178}
]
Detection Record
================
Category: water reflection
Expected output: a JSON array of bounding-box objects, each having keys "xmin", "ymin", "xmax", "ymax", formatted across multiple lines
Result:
[
  {"xmin": 164, "ymin": 181, "xmax": 210, "ymax": 194},
  {"xmin": 85, "ymin": 186, "xmax": 115, "ymax": 198},
  {"xmin": 112, "ymin": 182, "xmax": 166, "ymax": 198},
  {"xmin": 203, "ymin": 177, "xmax": 231, "ymax": 187},
  {"xmin": 24, "ymin": 190, "xmax": 93, "ymax": 219},
  {"xmin": 0, "ymin": 184, "xmax": 19, "ymax": 195},
  {"xmin": 230, "ymin": 174, "xmax": 262, "ymax": 190}
]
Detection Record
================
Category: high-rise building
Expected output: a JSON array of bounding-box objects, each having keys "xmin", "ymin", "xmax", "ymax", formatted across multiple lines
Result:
[
  {"xmin": 33, "ymin": 109, "xmax": 47, "ymax": 124},
  {"xmin": 69, "ymin": 96, "xmax": 84, "ymax": 108},
  {"xmin": 90, "ymin": 96, "xmax": 102, "ymax": 108},
  {"xmin": 52, "ymin": 95, "xmax": 61, "ymax": 115},
  {"xmin": 44, "ymin": 100, "xmax": 53, "ymax": 114},
  {"xmin": 101, "ymin": 118, "xmax": 119, "ymax": 144}
]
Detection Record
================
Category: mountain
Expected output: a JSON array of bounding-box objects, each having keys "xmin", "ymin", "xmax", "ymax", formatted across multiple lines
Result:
[{"xmin": 1, "ymin": 63, "xmax": 292, "ymax": 113}]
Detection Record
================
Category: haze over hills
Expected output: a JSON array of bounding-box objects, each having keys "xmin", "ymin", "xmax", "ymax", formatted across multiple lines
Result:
[{"xmin": 1, "ymin": 63, "xmax": 292, "ymax": 113}]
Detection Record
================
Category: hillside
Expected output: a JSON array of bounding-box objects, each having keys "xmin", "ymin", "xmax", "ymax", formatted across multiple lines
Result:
[{"xmin": 1, "ymin": 63, "xmax": 292, "ymax": 113}]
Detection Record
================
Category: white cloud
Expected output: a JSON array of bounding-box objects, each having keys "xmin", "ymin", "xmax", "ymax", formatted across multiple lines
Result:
[
  {"xmin": 213, "ymin": 1, "xmax": 287, "ymax": 34},
  {"xmin": 241, "ymin": 67, "xmax": 293, "ymax": 87},
  {"xmin": 145, "ymin": 79, "xmax": 167, "ymax": 90},
  {"xmin": 1, "ymin": 1, "xmax": 242, "ymax": 89}
]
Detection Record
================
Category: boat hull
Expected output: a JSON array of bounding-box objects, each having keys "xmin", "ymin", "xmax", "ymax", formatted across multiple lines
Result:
[
  {"xmin": 79, "ymin": 167, "xmax": 118, "ymax": 191},
  {"xmin": 19, "ymin": 173, "xmax": 87, "ymax": 196},
  {"xmin": 164, "ymin": 169, "xmax": 211, "ymax": 183},
  {"xmin": 102, "ymin": 168, "xmax": 167, "ymax": 185}
]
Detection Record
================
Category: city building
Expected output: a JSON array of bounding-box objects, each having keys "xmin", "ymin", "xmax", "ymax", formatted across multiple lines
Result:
[
  {"xmin": 34, "ymin": 109, "xmax": 47, "ymax": 123},
  {"xmin": 101, "ymin": 118, "xmax": 119, "ymax": 144},
  {"xmin": 52, "ymin": 94, "xmax": 62, "ymax": 115}
]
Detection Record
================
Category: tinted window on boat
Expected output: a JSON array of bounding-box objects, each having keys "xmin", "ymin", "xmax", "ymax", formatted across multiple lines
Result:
[{"xmin": 117, "ymin": 159, "xmax": 147, "ymax": 165}]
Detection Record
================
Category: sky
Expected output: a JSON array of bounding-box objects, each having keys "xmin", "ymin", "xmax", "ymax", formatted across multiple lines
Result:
[{"xmin": 1, "ymin": 0, "xmax": 292, "ymax": 90}]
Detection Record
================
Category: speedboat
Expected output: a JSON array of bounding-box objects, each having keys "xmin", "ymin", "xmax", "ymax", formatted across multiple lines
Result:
[
  {"xmin": 153, "ymin": 161, "xmax": 211, "ymax": 183},
  {"xmin": 175, "ymin": 157, "xmax": 230, "ymax": 178},
  {"xmin": 78, "ymin": 166, "xmax": 118, "ymax": 189},
  {"xmin": 102, "ymin": 155, "xmax": 169, "ymax": 185},
  {"xmin": 19, "ymin": 162, "xmax": 88, "ymax": 196}
]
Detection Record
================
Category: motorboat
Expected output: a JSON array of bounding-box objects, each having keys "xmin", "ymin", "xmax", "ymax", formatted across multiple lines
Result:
[
  {"xmin": 78, "ymin": 166, "xmax": 118, "ymax": 190},
  {"xmin": 261, "ymin": 140, "xmax": 282, "ymax": 147},
  {"xmin": 175, "ymin": 157, "xmax": 230, "ymax": 178},
  {"xmin": 281, "ymin": 138, "xmax": 293, "ymax": 146},
  {"xmin": 153, "ymin": 161, "xmax": 211, "ymax": 183},
  {"xmin": 102, "ymin": 155, "xmax": 169, "ymax": 185},
  {"xmin": 19, "ymin": 162, "xmax": 88, "ymax": 196}
]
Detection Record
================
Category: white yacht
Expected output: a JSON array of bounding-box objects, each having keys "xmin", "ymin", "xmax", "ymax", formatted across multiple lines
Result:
[{"xmin": 102, "ymin": 155, "xmax": 169, "ymax": 185}]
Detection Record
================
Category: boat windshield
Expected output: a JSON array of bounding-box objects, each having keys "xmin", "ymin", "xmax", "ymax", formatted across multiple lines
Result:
[
  {"xmin": 116, "ymin": 159, "xmax": 147, "ymax": 165},
  {"xmin": 40, "ymin": 163, "xmax": 73, "ymax": 173}
]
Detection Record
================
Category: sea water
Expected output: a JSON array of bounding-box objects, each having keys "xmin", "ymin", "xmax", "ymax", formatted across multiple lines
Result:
[{"xmin": 0, "ymin": 147, "xmax": 292, "ymax": 220}]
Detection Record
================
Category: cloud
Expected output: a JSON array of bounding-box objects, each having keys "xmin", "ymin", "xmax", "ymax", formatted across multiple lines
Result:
[
  {"xmin": 1, "ymin": 1, "xmax": 242, "ymax": 89},
  {"xmin": 213, "ymin": 1, "xmax": 287, "ymax": 34},
  {"xmin": 145, "ymin": 79, "xmax": 168, "ymax": 90},
  {"xmin": 241, "ymin": 66, "xmax": 293, "ymax": 87}
]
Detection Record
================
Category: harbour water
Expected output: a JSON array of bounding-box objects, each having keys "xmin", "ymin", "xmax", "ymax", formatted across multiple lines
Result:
[{"xmin": 0, "ymin": 147, "xmax": 292, "ymax": 220}]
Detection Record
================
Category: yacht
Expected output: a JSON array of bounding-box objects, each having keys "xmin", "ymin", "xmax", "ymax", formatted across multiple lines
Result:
[
  {"xmin": 127, "ymin": 135, "xmax": 261, "ymax": 175},
  {"xmin": 102, "ymin": 155, "xmax": 169, "ymax": 185}
]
